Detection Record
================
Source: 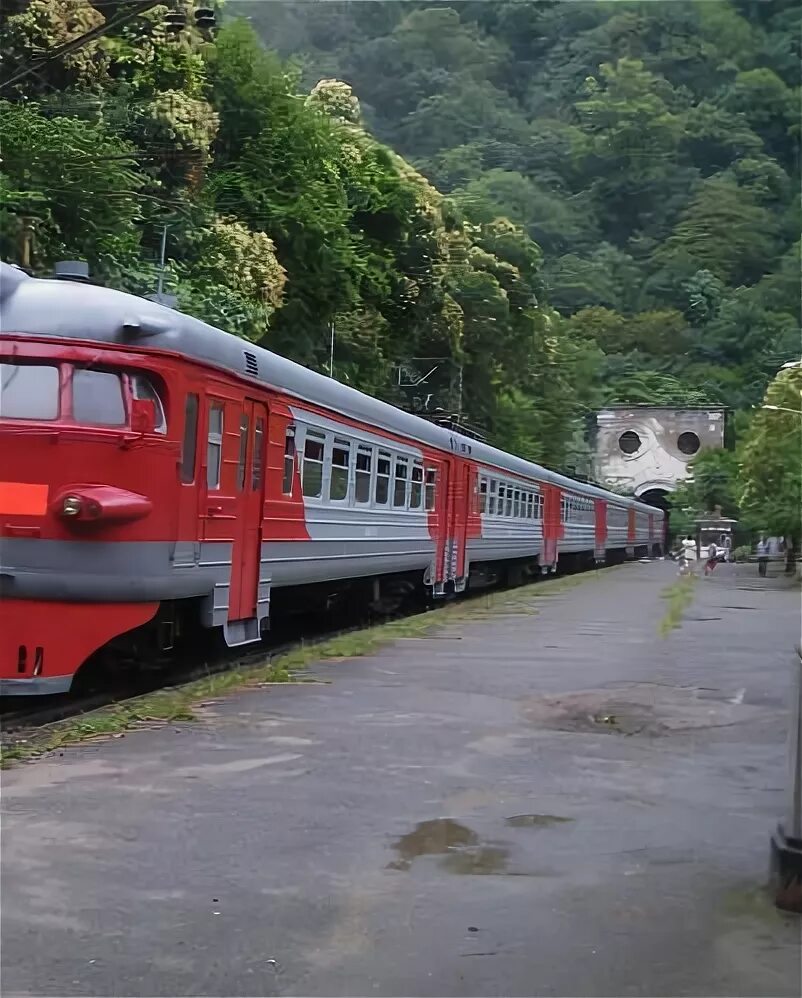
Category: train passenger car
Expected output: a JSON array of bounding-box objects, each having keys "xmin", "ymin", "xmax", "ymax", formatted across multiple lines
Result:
[{"xmin": 0, "ymin": 263, "xmax": 663, "ymax": 694}]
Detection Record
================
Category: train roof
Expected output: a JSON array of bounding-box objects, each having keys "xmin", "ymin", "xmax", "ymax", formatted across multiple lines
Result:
[{"xmin": 0, "ymin": 263, "xmax": 660, "ymax": 515}]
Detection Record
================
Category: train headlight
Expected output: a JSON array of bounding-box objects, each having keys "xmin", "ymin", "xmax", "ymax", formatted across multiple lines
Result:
[{"xmin": 62, "ymin": 495, "xmax": 83, "ymax": 517}]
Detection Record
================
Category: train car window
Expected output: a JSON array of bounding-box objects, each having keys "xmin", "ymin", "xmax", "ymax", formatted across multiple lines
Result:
[
  {"xmin": 424, "ymin": 468, "xmax": 437, "ymax": 511},
  {"xmin": 330, "ymin": 438, "xmax": 351, "ymax": 501},
  {"xmin": 376, "ymin": 451, "xmax": 391, "ymax": 505},
  {"xmin": 535, "ymin": 494, "xmax": 543, "ymax": 520},
  {"xmin": 282, "ymin": 427, "xmax": 296, "ymax": 495},
  {"xmin": 488, "ymin": 479, "xmax": 497, "ymax": 515},
  {"xmin": 206, "ymin": 403, "xmax": 224, "ymax": 490},
  {"xmin": 302, "ymin": 431, "xmax": 325, "ymax": 498},
  {"xmin": 180, "ymin": 394, "xmax": 199, "ymax": 483},
  {"xmin": 355, "ymin": 446, "xmax": 373, "ymax": 504},
  {"xmin": 237, "ymin": 413, "xmax": 250, "ymax": 492},
  {"xmin": 497, "ymin": 484, "xmax": 506, "ymax": 516},
  {"xmin": 73, "ymin": 370, "xmax": 125, "ymax": 426},
  {"xmin": 393, "ymin": 458, "xmax": 409, "ymax": 508},
  {"xmin": 130, "ymin": 373, "xmax": 166, "ymax": 433},
  {"xmin": 527, "ymin": 494, "xmax": 534, "ymax": 519},
  {"xmin": 0, "ymin": 363, "xmax": 59, "ymax": 420},
  {"xmin": 505, "ymin": 485, "xmax": 513, "ymax": 518},
  {"xmin": 513, "ymin": 489, "xmax": 521, "ymax": 518},
  {"xmin": 478, "ymin": 477, "xmax": 488, "ymax": 514},
  {"xmin": 410, "ymin": 463, "xmax": 423, "ymax": 509},
  {"xmin": 252, "ymin": 417, "xmax": 265, "ymax": 491}
]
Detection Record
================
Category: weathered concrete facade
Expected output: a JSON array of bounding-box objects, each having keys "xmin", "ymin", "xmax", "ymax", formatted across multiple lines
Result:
[{"xmin": 594, "ymin": 406, "xmax": 725, "ymax": 497}]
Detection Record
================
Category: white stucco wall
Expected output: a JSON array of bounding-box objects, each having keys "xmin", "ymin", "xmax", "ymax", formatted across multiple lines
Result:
[{"xmin": 594, "ymin": 407, "xmax": 725, "ymax": 497}]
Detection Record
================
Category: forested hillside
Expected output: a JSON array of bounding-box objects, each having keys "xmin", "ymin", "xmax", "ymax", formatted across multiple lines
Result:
[
  {"xmin": 1, "ymin": 1, "xmax": 799, "ymax": 522},
  {"xmin": 250, "ymin": 0, "xmax": 800, "ymax": 416},
  {"xmin": 1, "ymin": 0, "xmax": 602, "ymax": 468}
]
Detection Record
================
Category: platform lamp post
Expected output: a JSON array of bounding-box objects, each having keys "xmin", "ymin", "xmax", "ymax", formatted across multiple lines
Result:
[{"xmin": 771, "ymin": 647, "xmax": 802, "ymax": 912}]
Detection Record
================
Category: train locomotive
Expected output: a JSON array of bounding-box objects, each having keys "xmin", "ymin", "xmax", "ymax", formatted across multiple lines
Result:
[{"xmin": 0, "ymin": 262, "xmax": 664, "ymax": 695}]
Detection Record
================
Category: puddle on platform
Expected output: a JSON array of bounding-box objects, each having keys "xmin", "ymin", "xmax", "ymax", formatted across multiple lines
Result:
[
  {"xmin": 505, "ymin": 813, "xmax": 574, "ymax": 828},
  {"xmin": 388, "ymin": 818, "xmax": 510, "ymax": 875}
]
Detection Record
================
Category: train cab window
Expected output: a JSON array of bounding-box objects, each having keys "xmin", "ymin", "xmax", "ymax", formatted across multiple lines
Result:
[
  {"xmin": 302, "ymin": 430, "xmax": 325, "ymax": 498},
  {"xmin": 282, "ymin": 427, "xmax": 296, "ymax": 495},
  {"xmin": 393, "ymin": 458, "xmax": 409, "ymax": 508},
  {"xmin": 72, "ymin": 370, "xmax": 125, "ymax": 426},
  {"xmin": 329, "ymin": 438, "xmax": 351, "ymax": 501},
  {"xmin": 252, "ymin": 417, "xmax": 265, "ymax": 491},
  {"xmin": 410, "ymin": 463, "xmax": 423, "ymax": 509},
  {"xmin": 424, "ymin": 468, "xmax": 437, "ymax": 512},
  {"xmin": 206, "ymin": 403, "xmax": 224, "ymax": 490},
  {"xmin": 180, "ymin": 394, "xmax": 199, "ymax": 484},
  {"xmin": 0, "ymin": 363, "xmax": 59, "ymax": 420},
  {"xmin": 130, "ymin": 373, "xmax": 166, "ymax": 433},
  {"xmin": 376, "ymin": 451, "xmax": 391, "ymax": 505},
  {"xmin": 355, "ymin": 446, "xmax": 373, "ymax": 503},
  {"xmin": 237, "ymin": 413, "xmax": 250, "ymax": 491}
]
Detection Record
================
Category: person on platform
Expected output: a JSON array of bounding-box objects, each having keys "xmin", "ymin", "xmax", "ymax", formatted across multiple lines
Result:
[
  {"xmin": 756, "ymin": 536, "xmax": 770, "ymax": 578},
  {"xmin": 704, "ymin": 542, "xmax": 719, "ymax": 576},
  {"xmin": 678, "ymin": 535, "xmax": 697, "ymax": 575}
]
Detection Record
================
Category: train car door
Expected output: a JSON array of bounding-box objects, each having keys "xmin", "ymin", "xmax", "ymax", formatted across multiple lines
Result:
[
  {"xmin": 541, "ymin": 484, "xmax": 562, "ymax": 569},
  {"xmin": 200, "ymin": 393, "xmax": 267, "ymax": 641},
  {"xmin": 229, "ymin": 400, "xmax": 267, "ymax": 626},
  {"xmin": 449, "ymin": 459, "xmax": 473, "ymax": 592},
  {"xmin": 426, "ymin": 455, "xmax": 451, "ymax": 594},
  {"xmin": 594, "ymin": 498, "xmax": 607, "ymax": 562}
]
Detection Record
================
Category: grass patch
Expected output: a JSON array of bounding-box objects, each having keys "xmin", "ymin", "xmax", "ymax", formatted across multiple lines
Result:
[
  {"xmin": 658, "ymin": 574, "xmax": 698, "ymax": 636},
  {"xmin": 0, "ymin": 566, "xmax": 613, "ymax": 766}
]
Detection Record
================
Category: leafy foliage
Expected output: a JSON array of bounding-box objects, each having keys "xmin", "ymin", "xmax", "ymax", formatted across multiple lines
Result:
[
  {"xmin": 2, "ymin": 0, "xmax": 799, "ymax": 488},
  {"xmin": 739, "ymin": 367, "xmax": 802, "ymax": 542}
]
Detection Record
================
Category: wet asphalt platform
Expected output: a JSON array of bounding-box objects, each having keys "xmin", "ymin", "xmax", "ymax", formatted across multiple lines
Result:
[{"xmin": 2, "ymin": 561, "xmax": 801, "ymax": 997}]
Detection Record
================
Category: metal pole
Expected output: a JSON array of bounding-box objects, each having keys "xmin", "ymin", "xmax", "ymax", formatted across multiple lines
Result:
[
  {"xmin": 771, "ymin": 648, "xmax": 802, "ymax": 911},
  {"xmin": 156, "ymin": 224, "xmax": 168, "ymax": 297},
  {"xmin": 329, "ymin": 321, "xmax": 335, "ymax": 378}
]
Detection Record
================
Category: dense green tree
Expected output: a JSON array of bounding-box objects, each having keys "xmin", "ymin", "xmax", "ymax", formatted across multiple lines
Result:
[
  {"xmin": 4, "ymin": 0, "xmax": 798, "ymax": 482},
  {"xmin": 739, "ymin": 366, "xmax": 802, "ymax": 545}
]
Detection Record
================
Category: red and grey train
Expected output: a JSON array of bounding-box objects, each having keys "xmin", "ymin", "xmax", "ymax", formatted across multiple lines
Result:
[{"xmin": 0, "ymin": 262, "xmax": 664, "ymax": 695}]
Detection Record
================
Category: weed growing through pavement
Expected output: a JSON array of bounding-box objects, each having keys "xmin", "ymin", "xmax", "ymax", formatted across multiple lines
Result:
[{"xmin": 658, "ymin": 574, "xmax": 698, "ymax": 637}]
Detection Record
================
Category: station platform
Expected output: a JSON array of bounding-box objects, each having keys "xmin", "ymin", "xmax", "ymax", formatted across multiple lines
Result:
[{"xmin": 2, "ymin": 561, "xmax": 800, "ymax": 997}]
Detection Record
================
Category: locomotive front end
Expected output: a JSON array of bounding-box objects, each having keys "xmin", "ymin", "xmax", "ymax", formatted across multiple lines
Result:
[{"xmin": 0, "ymin": 265, "xmax": 181, "ymax": 694}]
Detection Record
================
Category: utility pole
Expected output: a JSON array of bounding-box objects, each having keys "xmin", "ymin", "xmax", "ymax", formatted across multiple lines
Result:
[
  {"xmin": 328, "ymin": 320, "xmax": 335, "ymax": 378},
  {"xmin": 18, "ymin": 216, "xmax": 34, "ymax": 270},
  {"xmin": 771, "ymin": 648, "xmax": 802, "ymax": 911},
  {"xmin": 156, "ymin": 224, "xmax": 168, "ymax": 297}
]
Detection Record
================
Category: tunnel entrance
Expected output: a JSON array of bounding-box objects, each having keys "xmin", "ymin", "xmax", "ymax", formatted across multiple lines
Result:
[{"xmin": 638, "ymin": 488, "xmax": 672, "ymax": 550}]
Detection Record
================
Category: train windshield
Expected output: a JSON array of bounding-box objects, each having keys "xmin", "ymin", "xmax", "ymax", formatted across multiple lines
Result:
[
  {"xmin": 0, "ymin": 363, "xmax": 60, "ymax": 420},
  {"xmin": 0, "ymin": 361, "xmax": 166, "ymax": 433}
]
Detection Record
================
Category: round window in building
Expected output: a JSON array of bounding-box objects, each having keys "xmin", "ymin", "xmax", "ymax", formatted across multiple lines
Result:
[
  {"xmin": 618, "ymin": 430, "xmax": 641, "ymax": 454},
  {"xmin": 677, "ymin": 431, "xmax": 700, "ymax": 456}
]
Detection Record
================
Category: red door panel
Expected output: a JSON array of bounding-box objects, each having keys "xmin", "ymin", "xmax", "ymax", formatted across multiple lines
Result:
[
  {"xmin": 200, "ymin": 394, "xmax": 267, "ymax": 622},
  {"xmin": 594, "ymin": 498, "xmax": 607, "ymax": 559},
  {"xmin": 542, "ymin": 484, "xmax": 562, "ymax": 566},
  {"xmin": 230, "ymin": 400, "xmax": 267, "ymax": 621}
]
